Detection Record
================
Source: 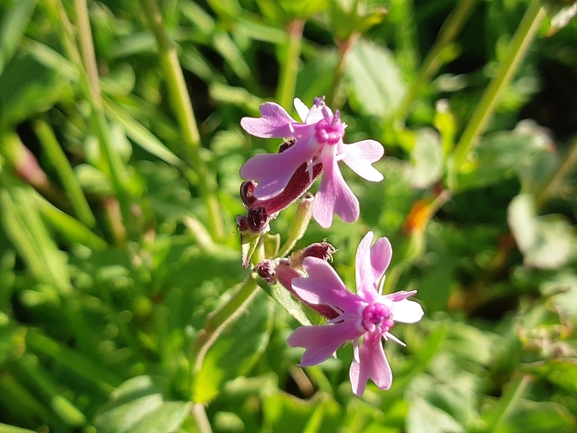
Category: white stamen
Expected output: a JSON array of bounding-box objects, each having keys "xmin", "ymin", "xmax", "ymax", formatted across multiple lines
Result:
[{"xmin": 383, "ymin": 332, "xmax": 406, "ymax": 346}]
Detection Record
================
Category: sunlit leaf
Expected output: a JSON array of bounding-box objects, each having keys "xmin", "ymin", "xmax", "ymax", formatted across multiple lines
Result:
[
  {"xmin": 508, "ymin": 194, "xmax": 574, "ymax": 269},
  {"xmin": 95, "ymin": 376, "xmax": 190, "ymax": 433},
  {"xmin": 494, "ymin": 399, "xmax": 576, "ymax": 433},
  {"xmin": 0, "ymin": 0, "xmax": 36, "ymax": 75},
  {"xmin": 345, "ymin": 39, "xmax": 407, "ymax": 119},
  {"xmin": 410, "ymin": 128, "xmax": 443, "ymax": 189},
  {"xmin": 193, "ymin": 291, "xmax": 273, "ymax": 403},
  {"xmin": 0, "ymin": 54, "xmax": 68, "ymax": 126}
]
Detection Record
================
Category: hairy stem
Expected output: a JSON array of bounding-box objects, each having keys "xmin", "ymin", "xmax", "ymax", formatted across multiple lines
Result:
[
  {"xmin": 395, "ymin": 0, "xmax": 477, "ymax": 122},
  {"xmin": 452, "ymin": 0, "xmax": 546, "ymax": 167},
  {"xmin": 189, "ymin": 276, "xmax": 259, "ymax": 395}
]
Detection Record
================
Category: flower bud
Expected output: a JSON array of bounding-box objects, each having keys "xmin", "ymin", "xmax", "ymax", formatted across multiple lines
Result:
[
  {"xmin": 255, "ymin": 259, "xmax": 277, "ymax": 283},
  {"xmin": 240, "ymin": 180, "xmax": 257, "ymax": 208},
  {"xmin": 289, "ymin": 241, "xmax": 337, "ymax": 268},
  {"xmin": 287, "ymin": 193, "xmax": 314, "ymax": 242},
  {"xmin": 246, "ymin": 206, "xmax": 270, "ymax": 234}
]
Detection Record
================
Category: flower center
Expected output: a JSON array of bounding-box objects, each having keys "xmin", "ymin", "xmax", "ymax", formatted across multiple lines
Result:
[
  {"xmin": 314, "ymin": 112, "xmax": 345, "ymax": 145},
  {"xmin": 361, "ymin": 302, "xmax": 394, "ymax": 334}
]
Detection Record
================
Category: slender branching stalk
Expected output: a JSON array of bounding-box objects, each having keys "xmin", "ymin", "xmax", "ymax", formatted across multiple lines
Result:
[
  {"xmin": 452, "ymin": 0, "xmax": 546, "ymax": 168},
  {"xmin": 142, "ymin": 0, "xmax": 225, "ymax": 241}
]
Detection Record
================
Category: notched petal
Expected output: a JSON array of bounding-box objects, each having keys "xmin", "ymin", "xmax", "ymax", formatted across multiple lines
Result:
[{"xmin": 241, "ymin": 102, "xmax": 297, "ymax": 138}]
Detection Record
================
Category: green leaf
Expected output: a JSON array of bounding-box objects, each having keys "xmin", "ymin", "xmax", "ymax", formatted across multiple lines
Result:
[
  {"xmin": 525, "ymin": 359, "xmax": 577, "ymax": 394},
  {"xmin": 0, "ymin": 325, "xmax": 26, "ymax": 364},
  {"xmin": 456, "ymin": 127, "xmax": 548, "ymax": 191},
  {"xmin": 0, "ymin": 0, "xmax": 36, "ymax": 75},
  {"xmin": 34, "ymin": 194, "xmax": 107, "ymax": 250},
  {"xmin": 329, "ymin": 0, "xmax": 385, "ymax": 41},
  {"xmin": 410, "ymin": 128, "xmax": 443, "ymax": 189},
  {"xmin": 345, "ymin": 39, "xmax": 407, "ymax": 119},
  {"xmin": 104, "ymin": 99, "xmax": 182, "ymax": 166},
  {"xmin": 258, "ymin": 279, "xmax": 313, "ymax": 326},
  {"xmin": 0, "ymin": 182, "xmax": 71, "ymax": 294},
  {"xmin": 0, "ymin": 422, "xmax": 38, "ymax": 433},
  {"xmin": 494, "ymin": 399, "xmax": 576, "ymax": 433},
  {"xmin": 540, "ymin": 272, "xmax": 577, "ymax": 317},
  {"xmin": 95, "ymin": 376, "xmax": 190, "ymax": 433},
  {"xmin": 193, "ymin": 290, "xmax": 273, "ymax": 403},
  {"xmin": 508, "ymin": 194, "xmax": 574, "ymax": 269},
  {"xmin": 263, "ymin": 392, "xmax": 341, "ymax": 433},
  {"xmin": 295, "ymin": 49, "xmax": 338, "ymax": 105},
  {"xmin": 212, "ymin": 27, "xmax": 251, "ymax": 80},
  {"xmin": 444, "ymin": 322, "xmax": 494, "ymax": 365},
  {"xmin": 0, "ymin": 54, "xmax": 67, "ymax": 127},
  {"xmin": 407, "ymin": 396, "xmax": 464, "ymax": 433}
]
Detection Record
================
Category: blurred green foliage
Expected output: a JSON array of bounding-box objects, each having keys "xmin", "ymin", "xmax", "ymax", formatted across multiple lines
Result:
[{"xmin": 0, "ymin": 0, "xmax": 577, "ymax": 432}]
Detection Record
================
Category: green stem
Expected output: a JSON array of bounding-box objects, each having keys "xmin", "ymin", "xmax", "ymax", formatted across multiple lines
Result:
[
  {"xmin": 452, "ymin": 0, "xmax": 546, "ymax": 167},
  {"xmin": 277, "ymin": 193, "xmax": 313, "ymax": 257},
  {"xmin": 327, "ymin": 35, "xmax": 357, "ymax": 108},
  {"xmin": 191, "ymin": 403, "xmax": 213, "ymax": 433},
  {"xmin": 50, "ymin": 0, "xmax": 131, "ymax": 239},
  {"xmin": 74, "ymin": 0, "xmax": 101, "ymax": 108},
  {"xmin": 142, "ymin": 0, "xmax": 224, "ymax": 241},
  {"xmin": 276, "ymin": 19, "xmax": 304, "ymax": 110},
  {"xmin": 486, "ymin": 374, "xmax": 531, "ymax": 432},
  {"xmin": 395, "ymin": 0, "xmax": 477, "ymax": 122},
  {"xmin": 535, "ymin": 136, "xmax": 577, "ymax": 209},
  {"xmin": 189, "ymin": 276, "xmax": 259, "ymax": 394},
  {"xmin": 34, "ymin": 120, "xmax": 96, "ymax": 228}
]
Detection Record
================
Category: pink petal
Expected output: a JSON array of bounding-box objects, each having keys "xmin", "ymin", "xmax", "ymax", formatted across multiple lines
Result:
[
  {"xmin": 292, "ymin": 257, "xmax": 363, "ymax": 312},
  {"xmin": 355, "ymin": 232, "xmax": 376, "ymax": 297},
  {"xmin": 349, "ymin": 336, "xmax": 392, "ymax": 396},
  {"xmin": 305, "ymin": 102, "xmax": 330, "ymax": 124},
  {"xmin": 389, "ymin": 299, "xmax": 424, "ymax": 323},
  {"xmin": 369, "ymin": 237, "xmax": 392, "ymax": 283},
  {"xmin": 342, "ymin": 140, "xmax": 384, "ymax": 182},
  {"xmin": 355, "ymin": 234, "xmax": 393, "ymax": 299},
  {"xmin": 313, "ymin": 151, "xmax": 359, "ymax": 228},
  {"xmin": 240, "ymin": 102, "xmax": 297, "ymax": 138},
  {"xmin": 293, "ymin": 98, "xmax": 309, "ymax": 122},
  {"xmin": 240, "ymin": 140, "xmax": 317, "ymax": 200},
  {"xmin": 287, "ymin": 321, "xmax": 361, "ymax": 366}
]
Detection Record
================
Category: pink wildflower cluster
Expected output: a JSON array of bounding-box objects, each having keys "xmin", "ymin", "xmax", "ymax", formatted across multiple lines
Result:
[
  {"xmin": 287, "ymin": 232, "xmax": 423, "ymax": 396},
  {"xmin": 237, "ymin": 97, "xmax": 423, "ymax": 396},
  {"xmin": 237, "ymin": 97, "xmax": 384, "ymax": 230}
]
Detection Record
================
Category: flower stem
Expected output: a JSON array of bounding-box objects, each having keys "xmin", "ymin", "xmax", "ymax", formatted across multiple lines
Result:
[
  {"xmin": 276, "ymin": 19, "xmax": 304, "ymax": 110},
  {"xmin": 277, "ymin": 193, "xmax": 314, "ymax": 257},
  {"xmin": 395, "ymin": 0, "xmax": 477, "ymax": 122},
  {"xmin": 452, "ymin": 0, "xmax": 546, "ymax": 168},
  {"xmin": 535, "ymin": 135, "xmax": 577, "ymax": 209},
  {"xmin": 189, "ymin": 276, "xmax": 259, "ymax": 396},
  {"xmin": 142, "ymin": 0, "xmax": 224, "ymax": 241}
]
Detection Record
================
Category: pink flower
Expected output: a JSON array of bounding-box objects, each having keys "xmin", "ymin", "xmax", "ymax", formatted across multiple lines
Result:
[
  {"xmin": 287, "ymin": 232, "xmax": 424, "ymax": 396},
  {"xmin": 240, "ymin": 97, "xmax": 384, "ymax": 228}
]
